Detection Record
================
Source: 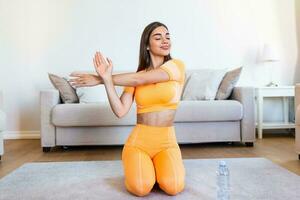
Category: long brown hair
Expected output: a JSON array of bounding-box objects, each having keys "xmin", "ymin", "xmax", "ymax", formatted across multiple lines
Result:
[{"xmin": 136, "ymin": 22, "xmax": 172, "ymax": 72}]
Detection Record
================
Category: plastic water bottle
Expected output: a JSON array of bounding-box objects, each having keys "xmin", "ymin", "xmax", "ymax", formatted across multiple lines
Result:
[{"xmin": 216, "ymin": 160, "xmax": 230, "ymax": 200}]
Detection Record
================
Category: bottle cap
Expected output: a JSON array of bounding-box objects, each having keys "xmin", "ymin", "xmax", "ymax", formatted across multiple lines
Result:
[{"xmin": 219, "ymin": 160, "xmax": 226, "ymax": 166}]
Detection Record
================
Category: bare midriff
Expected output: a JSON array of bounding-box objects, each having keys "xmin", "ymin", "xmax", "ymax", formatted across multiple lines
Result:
[{"xmin": 136, "ymin": 109, "xmax": 176, "ymax": 127}]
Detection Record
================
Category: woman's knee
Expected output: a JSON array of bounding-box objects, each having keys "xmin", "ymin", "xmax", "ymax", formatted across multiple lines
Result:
[
  {"xmin": 125, "ymin": 178, "xmax": 155, "ymax": 197},
  {"xmin": 157, "ymin": 176, "xmax": 185, "ymax": 196},
  {"xmin": 153, "ymin": 148, "xmax": 186, "ymax": 195}
]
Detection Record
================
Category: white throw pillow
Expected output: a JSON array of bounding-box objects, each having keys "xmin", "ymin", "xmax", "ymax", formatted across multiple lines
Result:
[
  {"xmin": 76, "ymin": 85, "xmax": 108, "ymax": 103},
  {"xmin": 76, "ymin": 85, "xmax": 124, "ymax": 103},
  {"xmin": 182, "ymin": 69, "xmax": 227, "ymax": 100}
]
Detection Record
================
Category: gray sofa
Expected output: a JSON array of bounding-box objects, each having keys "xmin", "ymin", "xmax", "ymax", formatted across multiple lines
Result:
[
  {"xmin": 295, "ymin": 84, "xmax": 300, "ymax": 159},
  {"xmin": 0, "ymin": 91, "xmax": 6, "ymax": 160},
  {"xmin": 40, "ymin": 71, "xmax": 256, "ymax": 152}
]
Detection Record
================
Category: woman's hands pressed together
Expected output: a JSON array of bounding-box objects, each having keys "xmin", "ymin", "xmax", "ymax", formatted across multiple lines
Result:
[{"xmin": 93, "ymin": 51, "xmax": 113, "ymax": 82}]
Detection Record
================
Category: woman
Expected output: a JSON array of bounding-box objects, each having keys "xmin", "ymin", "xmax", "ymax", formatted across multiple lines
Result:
[{"xmin": 69, "ymin": 22, "xmax": 186, "ymax": 197}]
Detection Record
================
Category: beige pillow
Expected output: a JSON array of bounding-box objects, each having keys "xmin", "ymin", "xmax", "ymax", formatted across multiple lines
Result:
[
  {"xmin": 182, "ymin": 69, "xmax": 227, "ymax": 100},
  {"xmin": 215, "ymin": 67, "xmax": 243, "ymax": 100},
  {"xmin": 48, "ymin": 73, "xmax": 79, "ymax": 103}
]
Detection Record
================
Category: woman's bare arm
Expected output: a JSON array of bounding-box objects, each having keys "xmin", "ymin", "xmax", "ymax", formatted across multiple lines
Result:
[
  {"xmin": 113, "ymin": 68, "xmax": 170, "ymax": 86},
  {"xmin": 92, "ymin": 52, "xmax": 138, "ymax": 118},
  {"xmin": 70, "ymin": 68, "xmax": 169, "ymax": 87},
  {"xmin": 102, "ymin": 76, "xmax": 135, "ymax": 118}
]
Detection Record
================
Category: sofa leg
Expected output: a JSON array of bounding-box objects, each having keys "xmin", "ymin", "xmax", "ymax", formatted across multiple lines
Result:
[
  {"xmin": 299, "ymin": 154, "xmax": 300, "ymax": 160},
  {"xmin": 43, "ymin": 147, "xmax": 51, "ymax": 152},
  {"xmin": 0, "ymin": 155, "xmax": 1, "ymax": 161},
  {"xmin": 62, "ymin": 146, "xmax": 69, "ymax": 150},
  {"xmin": 245, "ymin": 142, "xmax": 254, "ymax": 147}
]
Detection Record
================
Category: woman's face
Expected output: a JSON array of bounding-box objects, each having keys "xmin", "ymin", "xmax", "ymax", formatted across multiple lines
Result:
[{"xmin": 148, "ymin": 26, "xmax": 171, "ymax": 57}]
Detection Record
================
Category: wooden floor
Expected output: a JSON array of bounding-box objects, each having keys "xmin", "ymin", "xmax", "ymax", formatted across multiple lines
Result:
[{"xmin": 0, "ymin": 133, "xmax": 299, "ymax": 178}]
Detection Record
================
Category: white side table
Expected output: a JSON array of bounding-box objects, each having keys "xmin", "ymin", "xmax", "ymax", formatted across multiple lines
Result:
[{"xmin": 255, "ymin": 86, "xmax": 295, "ymax": 139}]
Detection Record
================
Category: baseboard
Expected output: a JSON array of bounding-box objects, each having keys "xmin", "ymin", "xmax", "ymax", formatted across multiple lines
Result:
[{"xmin": 3, "ymin": 131, "xmax": 40, "ymax": 140}]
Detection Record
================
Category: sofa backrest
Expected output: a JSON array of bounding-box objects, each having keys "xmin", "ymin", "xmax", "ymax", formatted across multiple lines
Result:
[{"xmin": 71, "ymin": 68, "xmax": 228, "ymax": 103}]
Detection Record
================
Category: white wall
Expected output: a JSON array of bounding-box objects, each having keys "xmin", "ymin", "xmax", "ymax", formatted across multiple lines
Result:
[{"xmin": 0, "ymin": 0, "xmax": 298, "ymax": 137}]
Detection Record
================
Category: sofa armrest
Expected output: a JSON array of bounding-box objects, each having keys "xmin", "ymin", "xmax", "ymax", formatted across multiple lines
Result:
[
  {"xmin": 0, "ymin": 91, "xmax": 3, "ymax": 109},
  {"xmin": 230, "ymin": 86, "xmax": 256, "ymax": 142},
  {"xmin": 0, "ymin": 91, "xmax": 4, "ymax": 156},
  {"xmin": 295, "ymin": 84, "xmax": 300, "ymax": 155},
  {"xmin": 40, "ymin": 89, "xmax": 61, "ymax": 147},
  {"xmin": 0, "ymin": 90, "xmax": 5, "ymax": 131}
]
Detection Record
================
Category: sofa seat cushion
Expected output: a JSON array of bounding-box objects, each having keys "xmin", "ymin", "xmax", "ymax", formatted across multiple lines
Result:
[
  {"xmin": 0, "ymin": 110, "xmax": 6, "ymax": 131},
  {"xmin": 52, "ymin": 103, "xmax": 137, "ymax": 127},
  {"xmin": 52, "ymin": 100, "xmax": 243, "ymax": 127},
  {"xmin": 175, "ymin": 100, "xmax": 243, "ymax": 122}
]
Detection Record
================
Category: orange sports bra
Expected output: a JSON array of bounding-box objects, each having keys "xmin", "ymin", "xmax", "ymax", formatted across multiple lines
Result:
[{"xmin": 123, "ymin": 58, "xmax": 186, "ymax": 114}]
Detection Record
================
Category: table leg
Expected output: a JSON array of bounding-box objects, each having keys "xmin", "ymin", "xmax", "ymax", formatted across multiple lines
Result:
[
  {"xmin": 257, "ymin": 94, "xmax": 264, "ymax": 139},
  {"xmin": 283, "ymin": 97, "xmax": 289, "ymax": 123}
]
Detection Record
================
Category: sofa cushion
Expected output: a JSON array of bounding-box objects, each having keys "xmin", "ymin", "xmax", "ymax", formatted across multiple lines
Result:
[
  {"xmin": 52, "ymin": 102, "xmax": 137, "ymax": 127},
  {"xmin": 175, "ymin": 100, "xmax": 243, "ymax": 122},
  {"xmin": 76, "ymin": 85, "xmax": 124, "ymax": 103},
  {"xmin": 48, "ymin": 73, "xmax": 79, "ymax": 103},
  {"xmin": 182, "ymin": 69, "xmax": 227, "ymax": 100},
  {"xmin": 0, "ymin": 110, "xmax": 6, "ymax": 131},
  {"xmin": 215, "ymin": 67, "xmax": 243, "ymax": 100},
  {"xmin": 52, "ymin": 100, "xmax": 243, "ymax": 127}
]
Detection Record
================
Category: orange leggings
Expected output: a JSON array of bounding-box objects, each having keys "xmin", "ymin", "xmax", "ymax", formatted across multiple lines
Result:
[{"xmin": 121, "ymin": 123, "xmax": 185, "ymax": 197}]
